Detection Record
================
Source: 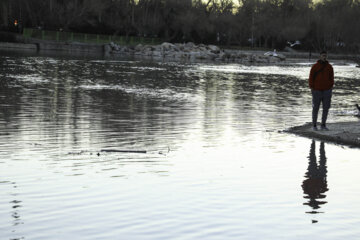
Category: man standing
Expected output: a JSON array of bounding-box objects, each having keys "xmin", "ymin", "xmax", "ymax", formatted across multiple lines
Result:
[{"xmin": 309, "ymin": 51, "xmax": 334, "ymax": 131}]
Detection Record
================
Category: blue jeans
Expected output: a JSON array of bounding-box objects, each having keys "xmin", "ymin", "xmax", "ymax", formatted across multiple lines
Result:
[{"xmin": 312, "ymin": 89, "xmax": 332, "ymax": 127}]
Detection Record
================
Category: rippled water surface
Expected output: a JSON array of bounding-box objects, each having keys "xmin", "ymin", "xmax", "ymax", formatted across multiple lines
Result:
[{"xmin": 1, "ymin": 51, "xmax": 360, "ymax": 240}]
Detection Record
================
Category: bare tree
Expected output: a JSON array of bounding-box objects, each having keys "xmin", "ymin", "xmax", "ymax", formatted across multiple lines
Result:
[{"xmin": 2, "ymin": 0, "xmax": 360, "ymax": 52}]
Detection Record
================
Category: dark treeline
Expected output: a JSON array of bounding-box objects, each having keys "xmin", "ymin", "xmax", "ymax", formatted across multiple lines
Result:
[{"xmin": 1, "ymin": 0, "xmax": 360, "ymax": 52}]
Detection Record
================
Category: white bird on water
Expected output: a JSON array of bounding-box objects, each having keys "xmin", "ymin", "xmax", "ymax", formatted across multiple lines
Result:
[
  {"xmin": 264, "ymin": 49, "xmax": 278, "ymax": 57},
  {"xmin": 287, "ymin": 40, "xmax": 301, "ymax": 48}
]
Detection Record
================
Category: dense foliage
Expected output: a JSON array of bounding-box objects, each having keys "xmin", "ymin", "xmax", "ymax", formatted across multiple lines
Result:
[{"xmin": 1, "ymin": 0, "xmax": 360, "ymax": 51}]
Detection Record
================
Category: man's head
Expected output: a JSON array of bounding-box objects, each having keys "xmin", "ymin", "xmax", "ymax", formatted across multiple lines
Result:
[{"xmin": 319, "ymin": 51, "xmax": 327, "ymax": 62}]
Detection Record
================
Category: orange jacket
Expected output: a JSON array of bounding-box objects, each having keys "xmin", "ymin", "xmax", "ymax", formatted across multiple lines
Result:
[{"xmin": 309, "ymin": 60, "xmax": 334, "ymax": 90}]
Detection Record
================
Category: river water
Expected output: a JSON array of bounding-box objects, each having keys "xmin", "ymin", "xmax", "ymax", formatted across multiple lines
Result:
[{"xmin": 1, "ymin": 51, "xmax": 360, "ymax": 240}]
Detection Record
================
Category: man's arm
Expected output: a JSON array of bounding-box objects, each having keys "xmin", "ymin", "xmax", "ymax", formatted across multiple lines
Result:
[
  {"xmin": 330, "ymin": 65, "xmax": 334, "ymax": 88},
  {"xmin": 309, "ymin": 66, "xmax": 315, "ymax": 89}
]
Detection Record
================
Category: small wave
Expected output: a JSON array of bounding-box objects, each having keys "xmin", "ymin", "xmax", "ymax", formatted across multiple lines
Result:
[
  {"xmin": 196, "ymin": 64, "xmax": 310, "ymax": 79},
  {"xmin": 129, "ymin": 66, "xmax": 167, "ymax": 71},
  {"xmin": 79, "ymin": 84, "xmax": 195, "ymax": 102},
  {"xmin": 334, "ymin": 110, "xmax": 360, "ymax": 117},
  {"xmin": 89, "ymin": 60, "xmax": 139, "ymax": 64},
  {"xmin": 9, "ymin": 74, "xmax": 49, "ymax": 84}
]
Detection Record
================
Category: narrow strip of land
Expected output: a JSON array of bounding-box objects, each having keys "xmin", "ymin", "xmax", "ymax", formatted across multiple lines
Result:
[{"xmin": 286, "ymin": 122, "xmax": 360, "ymax": 148}]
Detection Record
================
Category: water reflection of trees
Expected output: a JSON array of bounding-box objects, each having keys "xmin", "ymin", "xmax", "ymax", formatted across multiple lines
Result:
[{"xmin": 302, "ymin": 140, "xmax": 328, "ymax": 218}]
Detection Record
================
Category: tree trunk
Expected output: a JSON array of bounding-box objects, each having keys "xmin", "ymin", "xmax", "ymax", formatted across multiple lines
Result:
[
  {"xmin": 23, "ymin": 0, "xmax": 37, "ymax": 27},
  {"xmin": 49, "ymin": 0, "xmax": 53, "ymax": 12},
  {"xmin": 1, "ymin": 1, "xmax": 9, "ymax": 27}
]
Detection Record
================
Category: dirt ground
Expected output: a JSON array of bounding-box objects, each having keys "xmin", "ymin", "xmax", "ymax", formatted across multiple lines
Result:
[{"xmin": 286, "ymin": 121, "xmax": 360, "ymax": 148}]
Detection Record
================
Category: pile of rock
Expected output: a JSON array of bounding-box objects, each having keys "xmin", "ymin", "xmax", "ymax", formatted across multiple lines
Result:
[{"xmin": 105, "ymin": 42, "xmax": 286, "ymax": 63}]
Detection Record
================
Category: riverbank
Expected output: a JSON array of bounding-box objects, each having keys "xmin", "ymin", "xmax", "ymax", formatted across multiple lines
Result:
[
  {"xmin": 0, "ymin": 40, "xmax": 285, "ymax": 64},
  {"xmin": 1, "ymin": 36, "xmax": 359, "ymax": 65},
  {"xmin": 286, "ymin": 121, "xmax": 360, "ymax": 148}
]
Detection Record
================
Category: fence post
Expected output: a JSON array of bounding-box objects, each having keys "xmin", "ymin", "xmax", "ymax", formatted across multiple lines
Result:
[{"xmin": 22, "ymin": 28, "xmax": 28, "ymax": 38}]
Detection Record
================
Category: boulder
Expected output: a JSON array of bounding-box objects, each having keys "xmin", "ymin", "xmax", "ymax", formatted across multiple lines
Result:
[
  {"xmin": 185, "ymin": 42, "xmax": 196, "ymax": 48},
  {"xmin": 161, "ymin": 42, "xmax": 176, "ymax": 51},
  {"xmin": 135, "ymin": 44, "xmax": 143, "ymax": 51},
  {"xmin": 208, "ymin": 45, "xmax": 220, "ymax": 53}
]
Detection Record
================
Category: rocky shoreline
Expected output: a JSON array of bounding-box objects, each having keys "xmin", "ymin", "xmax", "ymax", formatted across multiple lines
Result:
[
  {"xmin": 105, "ymin": 41, "xmax": 286, "ymax": 64},
  {"xmin": 0, "ymin": 40, "xmax": 289, "ymax": 64}
]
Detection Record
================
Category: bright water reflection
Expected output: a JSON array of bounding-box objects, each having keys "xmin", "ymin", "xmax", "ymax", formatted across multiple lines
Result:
[{"xmin": 1, "ymin": 51, "xmax": 360, "ymax": 239}]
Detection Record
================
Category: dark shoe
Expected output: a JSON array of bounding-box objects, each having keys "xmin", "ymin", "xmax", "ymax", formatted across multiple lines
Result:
[
  {"xmin": 312, "ymin": 126, "xmax": 318, "ymax": 131},
  {"xmin": 320, "ymin": 125, "xmax": 329, "ymax": 131}
]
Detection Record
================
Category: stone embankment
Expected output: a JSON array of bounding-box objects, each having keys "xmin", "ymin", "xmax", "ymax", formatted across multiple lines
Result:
[
  {"xmin": 105, "ymin": 42, "xmax": 286, "ymax": 63},
  {"xmin": 0, "ymin": 41, "xmax": 38, "ymax": 50},
  {"xmin": 0, "ymin": 40, "xmax": 104, "ymax": 54}
]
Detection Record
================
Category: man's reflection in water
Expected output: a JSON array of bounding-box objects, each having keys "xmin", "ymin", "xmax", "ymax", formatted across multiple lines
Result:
[{"xmin": 302, "ymin": 140, "xmax": 328, "ymax": 217}]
